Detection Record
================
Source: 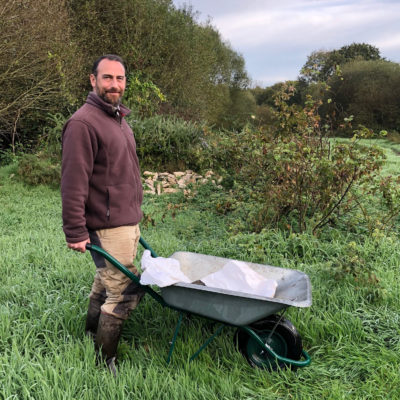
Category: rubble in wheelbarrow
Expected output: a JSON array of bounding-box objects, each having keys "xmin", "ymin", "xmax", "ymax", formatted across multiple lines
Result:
[
  {"xmin": 139, "ymin": 250, "xmax": 278, "ymax": 298},
  {"xmin": 142, "ymin": 170, "xmax": 223, "ymax": 195}
]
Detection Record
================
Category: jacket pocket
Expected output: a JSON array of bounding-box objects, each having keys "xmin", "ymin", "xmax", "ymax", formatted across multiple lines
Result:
[
  {"xmin": 106, "ymin": 183, "xmax": 139, "ymax": 226},
  {"xmin": 106, "ymin": 188, "xmax": 110, "ymax": 220}
]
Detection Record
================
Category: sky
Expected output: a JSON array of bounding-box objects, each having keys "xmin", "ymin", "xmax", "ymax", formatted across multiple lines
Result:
[{"xmin": 172, "ymin": 0, "xmax": 400, "ymax": 87}]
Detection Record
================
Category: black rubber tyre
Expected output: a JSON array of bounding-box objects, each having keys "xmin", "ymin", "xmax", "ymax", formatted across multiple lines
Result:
[{"xmin": 234, "ymin": 314, "xmax": 303, "ymax": 370}]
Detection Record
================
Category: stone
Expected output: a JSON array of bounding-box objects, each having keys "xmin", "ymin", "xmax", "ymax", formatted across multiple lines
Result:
[
  {"xmin": 145, "ymin": 178, "xmax": 155, "ymax": 186},
  {"xmin": 142, "ymin": 169, "xmax": 219, "ymax": 196},
  {"xmin": 177, "ymin": 178, "xmax": 187, "ymax": 188},
  {"xmin": 167, "ymin": 175, "xmax": 177, "ymax": 184},
  {"xmin": 155, "ymin": 182, "xmax": 163, "ymax": 195},
  {"xmin": 163, "ymin": 188, "xmax": 180, "ymax": 194},
  {"xmin": 143, "ymin": 171, "xmax": 157, "ymax": 177}
]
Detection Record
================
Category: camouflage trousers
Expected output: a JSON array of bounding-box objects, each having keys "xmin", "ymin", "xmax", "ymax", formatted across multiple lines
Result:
[{"xmin": 88, "ymin": 225, "xmax": 143, "ymax": 320}]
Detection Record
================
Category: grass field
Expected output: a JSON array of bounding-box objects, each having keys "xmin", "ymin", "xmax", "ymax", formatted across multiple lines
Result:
[{"xmin": 0, "ymin": 140, "xmax": 400, "ymax": 399}]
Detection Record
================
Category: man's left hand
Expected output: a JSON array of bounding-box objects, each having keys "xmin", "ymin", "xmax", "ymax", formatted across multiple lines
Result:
[{"xmin": 67, "ymin": 239, "xmax": 90, "ymax": 253}]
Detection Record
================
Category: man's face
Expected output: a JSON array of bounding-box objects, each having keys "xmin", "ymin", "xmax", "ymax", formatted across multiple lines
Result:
[{"xmin": 90, "ymin": 59, "xmax": 126, "ymax": 106}]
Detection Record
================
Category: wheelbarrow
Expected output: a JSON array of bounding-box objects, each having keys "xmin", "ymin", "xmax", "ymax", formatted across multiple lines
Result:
[{"xmin": 86, "ymin": 237, "xmax": 312, "ymax": 370}]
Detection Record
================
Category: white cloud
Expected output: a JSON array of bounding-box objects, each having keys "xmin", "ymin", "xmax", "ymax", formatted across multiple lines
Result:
[
  {"xmin": 374, "ymin": 33, "xmax": 400, "ymax": 50},
  {"xmin": 173, "ymin": 0, "xmax": 400, "ymax": 85},
  {"xmin": 214, "ymin": 3, "xmax": 400, "ymax": 50},
  {"xmin": 254, "ymin": 74, "xmax": 294, "ymax": 87}
]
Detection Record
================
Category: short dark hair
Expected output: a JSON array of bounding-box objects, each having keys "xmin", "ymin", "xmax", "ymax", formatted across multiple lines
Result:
[{"xmin": 92, "ymin": 54, "xmax": 126, "ymax": 76}]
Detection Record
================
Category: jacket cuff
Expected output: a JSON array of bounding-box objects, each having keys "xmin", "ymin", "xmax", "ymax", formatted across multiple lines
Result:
[{"xmin": 64, "ymin": 229, "xmax": 89, "ymax": 244}]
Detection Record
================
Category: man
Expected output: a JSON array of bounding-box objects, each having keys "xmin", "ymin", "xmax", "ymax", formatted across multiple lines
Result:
[{"xmin": 61, "ymin": 54, "xmax": 143, "ymax": 375}]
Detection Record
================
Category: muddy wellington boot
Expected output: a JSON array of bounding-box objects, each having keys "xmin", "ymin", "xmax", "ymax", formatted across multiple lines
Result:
[
  {"xmin": 95, "ymin": 313, "xmax": 124, "ymax": 377},
  {"xmin": 85, "ymin": 297, "xmax": 104, "ymax": 340}
]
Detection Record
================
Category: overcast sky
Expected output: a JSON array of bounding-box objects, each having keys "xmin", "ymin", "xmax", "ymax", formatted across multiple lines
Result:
[{"xmin": 172, "ymin": 0, "xmax": 400, "ymax": 87}]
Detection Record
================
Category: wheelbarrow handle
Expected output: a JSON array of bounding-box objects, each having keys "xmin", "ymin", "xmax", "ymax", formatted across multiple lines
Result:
[{"xmin": 139, "ymin": 236, "xmax": 158, "ymax": 258}]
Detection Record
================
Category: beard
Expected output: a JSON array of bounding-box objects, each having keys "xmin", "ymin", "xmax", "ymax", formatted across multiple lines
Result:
[{"xmin": 95, "ymin": 84, "xmax": 123, "ymax": 106}]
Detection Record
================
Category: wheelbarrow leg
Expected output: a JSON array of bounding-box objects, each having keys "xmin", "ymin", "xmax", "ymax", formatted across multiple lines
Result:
[
  {"xmin": 167, "ymin": 313, "xmax": 184, "ymax": 364},
  {"xmin": 189, "ymin": 324, "xmax": 224, "ymax": 362}
]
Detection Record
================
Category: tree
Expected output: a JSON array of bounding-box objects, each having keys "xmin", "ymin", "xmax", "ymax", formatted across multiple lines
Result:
[
  {"xmin": 0, "ymin": 0, "xmax": 79, "ymax": 152},
  {"xmin": 300, "ymin": 43, "xmax": 382, "ymax": 84},
  {"xmin": 325, "ymin": 60, "xmax": 400, "ymax": 132},
  {"xmin": 66, "ymin": 0, "xmax": 251, "ymax": 125},
  {"xmin": 339, "ymin": 43, "xmax": 381, "ymax": 62}
]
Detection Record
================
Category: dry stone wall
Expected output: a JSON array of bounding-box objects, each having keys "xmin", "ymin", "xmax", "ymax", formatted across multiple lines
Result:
[{"xmin": 142, "ymin": 170, "xmax": 222, "ymax": 195}]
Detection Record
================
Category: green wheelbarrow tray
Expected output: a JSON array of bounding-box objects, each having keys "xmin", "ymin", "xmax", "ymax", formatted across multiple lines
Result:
[{"xmin": 86, "ymin": 237, "xmax": 312, "ymax": 370}]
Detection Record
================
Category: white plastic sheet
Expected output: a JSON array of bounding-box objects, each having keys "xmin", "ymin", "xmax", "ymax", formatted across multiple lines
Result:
[
  {"xmin": 140, "ymin": 250, "xmax": 191, "ymax": 287},
  {"xmin": 202, "ymin": 260, "xmax": 277, "ymax": 298},
  {"xmin": 140, "ymin": 250, "xmax": 277, "ymax": 298}
]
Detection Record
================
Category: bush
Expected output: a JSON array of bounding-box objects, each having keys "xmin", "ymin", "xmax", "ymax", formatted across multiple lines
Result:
[
  {"xmin": 17, "ymin": 153, "xmax": 60, "ymax": 187},
  {"xmin": 124, "ymin": 72, "xmax": 166, "ymax": 118},
  {"xmin": 38, "ymin": 113, "xmax": 67, "ymax": 160},
  {"xmin": 326, "ymin": 60, "xmax": 400, "ymax": 133},
  {"xmin": 202, "ymin": 85, "xmax": 395, "ymax": 234},
  {"xmin": 128, "ymin": 114, "xmax": 206, "ymax": 171},
  {"xmin": 12, "ymin": 112, "xmax": 66, "ymax": 187}
]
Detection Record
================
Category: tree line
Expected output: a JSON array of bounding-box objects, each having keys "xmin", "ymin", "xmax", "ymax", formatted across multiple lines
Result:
[
  {"xmin": 1, "ymin": 0, "xmax": 399, "ymax": 154},
  {"xmin": 0, "ymin": 0, "xmax": 251, "ymax": 151},
  {"xmin": 252, "ymin": 43, "xmax": 400, "ymax": 135}
]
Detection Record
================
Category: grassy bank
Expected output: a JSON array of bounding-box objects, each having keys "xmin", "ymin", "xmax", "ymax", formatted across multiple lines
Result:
[{"xmin": 0, "ymin": 140, "xmax": 399, "ymax": 399}]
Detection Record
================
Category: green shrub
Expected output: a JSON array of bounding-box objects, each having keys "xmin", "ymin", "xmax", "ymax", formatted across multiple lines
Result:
[
  {"xmin": 38, "ymin": 113, "xmax": 67, "ymax": 160},
  {"xmin": 129, "ymin": 114, "xmax": 206, "ymax": 171},
  {"xmin": 326, "ymin": 60, "xmax": 400, "ymax": 133},
  {"xmin": 202, "ymin": 85, "xmax": 397, "ymax": 234},
  {"xmin": 12, "ymin": 113, "xmax": 65, "ymax": 187},
  {"xmin": 124, "ymin": 72, "xmax": 166, "ymax": 118},
  {"xmin": 17, "ymin": 153, "xmax": 60, "ymax": 187},
  {"xmin": 0, "ymin": 146, "xmax": 23, "ymax": 167}
]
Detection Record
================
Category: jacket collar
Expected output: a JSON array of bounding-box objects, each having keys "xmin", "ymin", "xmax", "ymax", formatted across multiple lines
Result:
[{"xmin": 86, "ymin": 92, "xmax": 131, "ymax": 118}]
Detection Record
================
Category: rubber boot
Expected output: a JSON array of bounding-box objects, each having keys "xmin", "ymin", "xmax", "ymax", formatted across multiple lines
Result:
[
  {"xmin": 85, "ymin": 297, "xmax": 104, "ymax": 340},
  {"xmin": 95, "ymin": 313, "xmax": 124, "ymax": 377}
]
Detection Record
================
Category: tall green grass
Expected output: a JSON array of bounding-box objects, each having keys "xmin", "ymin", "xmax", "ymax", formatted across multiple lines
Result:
[{"xmin": 0, "ymin": 140, "xmax": 400, "ymax": 399}]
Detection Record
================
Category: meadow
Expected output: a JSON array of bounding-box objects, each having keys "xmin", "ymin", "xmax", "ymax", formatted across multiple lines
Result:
[{"xmin": 0, "ymin": 140, "xmax": 400, "ymax": 399}]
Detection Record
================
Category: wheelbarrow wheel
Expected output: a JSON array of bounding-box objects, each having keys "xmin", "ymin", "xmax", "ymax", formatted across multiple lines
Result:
[{"xmin": 234, "ymin": 314, "xmax": 303, "ymax": 370}]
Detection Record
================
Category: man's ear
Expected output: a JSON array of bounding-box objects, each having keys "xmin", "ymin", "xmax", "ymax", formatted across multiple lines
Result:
[{"xmin": 90, "ymin": 74, "xmax": 96, "ymax": 89}]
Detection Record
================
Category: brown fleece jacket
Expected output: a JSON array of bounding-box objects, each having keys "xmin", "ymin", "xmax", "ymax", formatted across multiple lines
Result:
[{"xmin": 61, "ymin": 92, "xmax": 143, "ymax": 243}]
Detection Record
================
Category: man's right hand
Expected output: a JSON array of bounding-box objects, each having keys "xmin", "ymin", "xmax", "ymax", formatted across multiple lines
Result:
[{"xmin": 67, "ymin": 239, "xmax": 90, "ymax": 253}]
